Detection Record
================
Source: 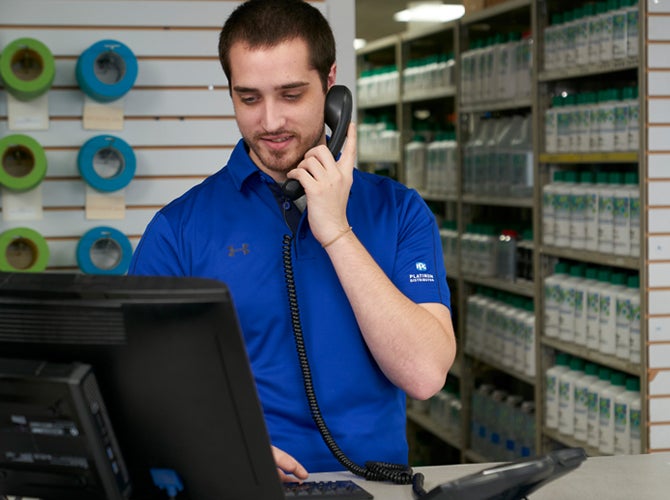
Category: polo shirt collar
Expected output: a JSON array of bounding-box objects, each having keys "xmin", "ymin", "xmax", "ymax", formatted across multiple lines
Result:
[{"xmin": 227, "ymin": 139, "xmax": 263, "ymax": 191}]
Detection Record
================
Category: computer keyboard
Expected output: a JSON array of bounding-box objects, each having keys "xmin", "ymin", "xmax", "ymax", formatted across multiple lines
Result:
[{"xmin": 283, "ymin": 480, "xmax": 373, "ymax": 499}]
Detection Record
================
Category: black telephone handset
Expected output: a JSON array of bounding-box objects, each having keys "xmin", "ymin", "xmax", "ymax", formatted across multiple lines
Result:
[{"xmin": 281, "ymin": 85, "xmax": 353, "ymax": 201}]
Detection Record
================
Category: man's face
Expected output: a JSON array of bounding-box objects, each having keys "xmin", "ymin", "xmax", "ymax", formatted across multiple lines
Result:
[{"xmin": 229, "ymin": 38, "xmax": 333, "ymax": 181}]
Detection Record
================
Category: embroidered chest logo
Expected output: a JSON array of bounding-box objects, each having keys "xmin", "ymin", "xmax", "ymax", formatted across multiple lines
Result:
[{"xmin": 228, "ymin": 244, "xmax": 250, "ymax": 257}]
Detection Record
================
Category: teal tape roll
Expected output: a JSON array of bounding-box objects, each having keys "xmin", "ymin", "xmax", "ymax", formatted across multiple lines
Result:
[
  {"xmin": 76, "ymin": 39, "xmax": 138, "ymax": 103},
  {"xmin": 77, "ymin": 135, "xmax": 136, "ymax": 192},
  {"xmin": 0, "ymin": 227, "xmax": 49, "ymax": 272},
  {"xmin": 77, "ymin": 226, "xmax": 132, "ymax": 275},
  {"xmin": 0, "ymin": 37, "xmax": 55, "ymax": 101},
  {"xmin": 0, "ymin": 134, "xmax": 48, "ymax": 192}
]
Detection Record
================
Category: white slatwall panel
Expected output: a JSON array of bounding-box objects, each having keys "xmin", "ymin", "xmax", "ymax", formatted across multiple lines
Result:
[
  {"xmin": 648, "ymin": 1, "xmax": 670, "ymax": 450},
  {"xmin": 0, "ymin": 0, "xmax": 354, "ymax": 271},
  {"xmin": 0, "ymin": 89, "xmax": 234, "ymax": 117}
]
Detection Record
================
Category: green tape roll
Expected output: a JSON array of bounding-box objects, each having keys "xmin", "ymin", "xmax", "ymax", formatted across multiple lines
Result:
[
  {"xmin": 0, "ymin": 227, "xmax": 50, "ymax": 272},
  {"xmin": 0, "ymin": 37, "xmax": 55, "ymax": 101},
  {"xmin": 0, "ymin": 134, "xmax": 48, "ymax": 192}
]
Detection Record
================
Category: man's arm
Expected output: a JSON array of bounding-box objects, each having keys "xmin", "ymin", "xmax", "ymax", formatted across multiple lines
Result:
[
  {"xmin": 323, "ymin": 230, "xmax": 456, "ymax": 400},
  {"xmin": 288, "ymin": 124, "xmax": 456, "ymax": 400}
]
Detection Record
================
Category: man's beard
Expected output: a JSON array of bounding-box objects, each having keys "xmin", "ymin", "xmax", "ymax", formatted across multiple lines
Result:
[{"xmin": 245, "ymin": 128, "xmax": 324, "ymax": 176}]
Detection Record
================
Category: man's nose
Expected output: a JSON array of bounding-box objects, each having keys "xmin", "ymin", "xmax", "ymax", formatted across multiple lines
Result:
[{"xmin": 261, "ymin": 100, "xmax": 286, "ymax": 131}]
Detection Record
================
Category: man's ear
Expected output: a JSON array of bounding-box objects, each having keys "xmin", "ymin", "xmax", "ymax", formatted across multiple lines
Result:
[{"xmin": 327, "ymin": 63, "xmax": 337, "ymax": 89}]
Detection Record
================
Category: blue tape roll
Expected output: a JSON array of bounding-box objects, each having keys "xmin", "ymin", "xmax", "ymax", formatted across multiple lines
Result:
[
  {"xmin": 76, "ymin": 39, "xmax": 138, "ymax": 103},
  {"xmin": 78, "ymin": 135, "xmax": 136, "ymax": 192},
  {"xmin": 77, "ymin": 226, "xmax": 132, "ymax": 275}
]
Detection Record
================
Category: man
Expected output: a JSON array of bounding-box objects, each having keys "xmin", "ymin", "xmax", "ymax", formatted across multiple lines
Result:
[{"xmin": 129, "ymin": 0, "xmax": 456, "ymax": 482}]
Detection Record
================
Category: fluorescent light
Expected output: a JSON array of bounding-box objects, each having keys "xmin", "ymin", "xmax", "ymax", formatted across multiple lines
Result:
[
  {"xmin": 354, "ymin": 38, "xmax": 367, "ymax": 50},
  {"xmin": 394, "ymin": 4, "xmax": 465, "ymax": 23}
]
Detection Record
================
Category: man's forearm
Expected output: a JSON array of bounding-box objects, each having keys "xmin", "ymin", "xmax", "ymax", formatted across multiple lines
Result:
[{"xmin": 323, "ymin": 230, "xmax": 456, "ymax": 400}]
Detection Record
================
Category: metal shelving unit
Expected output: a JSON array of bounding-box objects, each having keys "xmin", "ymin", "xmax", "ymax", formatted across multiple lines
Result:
[{"xmin": 355, "ymin": 0, "xmax": 648, "ymax": 465}]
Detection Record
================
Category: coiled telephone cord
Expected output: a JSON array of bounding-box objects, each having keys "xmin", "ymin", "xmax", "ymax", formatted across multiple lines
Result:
[{"xmin": 281, "ymin": 234, "xmax": 425, "ymax": 492}]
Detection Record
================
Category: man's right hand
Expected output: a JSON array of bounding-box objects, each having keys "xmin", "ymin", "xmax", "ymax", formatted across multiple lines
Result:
[{"xmin": 271, "ymin": 445, "xmax": 309, "ymax": 482}]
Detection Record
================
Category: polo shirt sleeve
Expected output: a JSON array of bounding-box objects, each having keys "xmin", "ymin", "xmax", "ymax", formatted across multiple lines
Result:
[
  {"xmin": 392, "ymin": 189, "xmax": 451, "ymax": 311},
  {"xmin": 129, "ymin": 212, "xmax": 186, "ymax": 277}
]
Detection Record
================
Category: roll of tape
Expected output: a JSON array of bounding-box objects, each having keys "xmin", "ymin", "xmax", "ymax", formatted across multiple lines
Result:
[
  {"xmin": 77, "ymin": 226, "xmax": 132, "ymax": 275},
  {"xmin": 0, "ymin": 37, "xmax": 55, "ymax": 101},
  {"xmin": 76, "ymin": 39, "xmax": 138, "ymax": 103},
  {"xmin": 0, "ymin": 134, "xmax": 48, "ymax": 192},
  {"xmin": 0, "ymin": 227, "xmax": 49, "ymax": 272},
  {"xmin": 77, "ymin": 135, "xmax": 136, "ymax": 192}
]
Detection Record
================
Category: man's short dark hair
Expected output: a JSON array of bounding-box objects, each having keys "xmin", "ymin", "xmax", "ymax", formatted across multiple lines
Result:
[{"xmin": 218, "ymin": 0, "xmax": 336, "ymax": 92}]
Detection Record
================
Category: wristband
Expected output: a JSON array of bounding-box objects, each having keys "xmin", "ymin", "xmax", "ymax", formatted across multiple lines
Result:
[{"xmin": 322, "ymin": 226, "xmax": 353, "ymax": 248}]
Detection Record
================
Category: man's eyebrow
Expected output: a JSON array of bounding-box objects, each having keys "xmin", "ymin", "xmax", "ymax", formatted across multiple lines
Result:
[{"xmin": 232, "ymin": 82, "xmax": 310, "ymax": 93}]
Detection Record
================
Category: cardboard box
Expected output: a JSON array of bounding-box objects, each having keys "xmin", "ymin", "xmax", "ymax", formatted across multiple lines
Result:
[{"xmin": 462, "ymin": 0, "xmax": 486, "ymax": 14}]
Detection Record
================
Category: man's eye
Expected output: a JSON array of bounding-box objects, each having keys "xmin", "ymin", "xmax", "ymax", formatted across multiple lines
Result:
[
  {"xmin": 240, "ymin": 96, "xmax": 258, "ymax": 104},
  {"xmin": 284, "ymin": 93, "xmax": 301, "ymax": 101}
]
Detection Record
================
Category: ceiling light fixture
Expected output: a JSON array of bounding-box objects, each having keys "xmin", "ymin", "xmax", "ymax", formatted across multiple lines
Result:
[{"xmin": 394, "ymin": 3, "xmax": 465, "ymax": 23}]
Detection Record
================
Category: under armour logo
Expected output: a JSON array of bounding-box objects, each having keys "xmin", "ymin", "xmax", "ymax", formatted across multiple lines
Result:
[{"xmin": 228, "ymin": 244, "xmax": 250, "ymax": 256}]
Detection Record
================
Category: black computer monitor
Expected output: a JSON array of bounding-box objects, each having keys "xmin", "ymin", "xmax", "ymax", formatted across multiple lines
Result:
[{"xmin": 0, "ymin": 271, "xmax": 285, "ymax": 500}]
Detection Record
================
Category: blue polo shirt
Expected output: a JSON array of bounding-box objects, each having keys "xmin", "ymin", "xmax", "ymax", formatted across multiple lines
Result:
[{"xmin": 129, "ymin": 139, "xmax": 451, "ymax": 473}]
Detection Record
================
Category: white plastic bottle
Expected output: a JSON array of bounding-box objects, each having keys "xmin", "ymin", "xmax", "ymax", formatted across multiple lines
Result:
[
  {"xmin": 564, "ymin": 9, "xmax": 579, "ymax": 68},
  {"xmin": 559, "ymin": 356, "xmax": 585, "ymax": 436},
  {"xmin": 615, "ymin": 273, "xmax": 636, "ymax": 360},
  {"xmin": 544, "ymin": 261, "xmax": 569, "ymax": 338},
  {"xmin": 587, "ymin": 366, "xmax": 612, "ymax": 448},
  {"xmin": 585, "ymin": 172, "xmax": 601, "ymax": 251},
  {"xmin": 465, "ymin": 291, "xmax": 484, "ymax": 357},
  {"xmin": 627, "ymin": 275, "xmax": 641, "ymax": 363},
  {"xmin": 589, "ymin": 3, "xmax": 604, "ymax": 64},
  {"xmin": 626, "ymin": 86, "xmax": 639, "ymax": 151},
  {"xmin": 612, "ymin": 0, "xmax": 628, "ymax": 59},
  {"xmin": 522, "ymin": 299, "xmax": 536, "ymax": 377},
  {"xmin": 473, "ymin": 119, "xmax": 494, "ymax": 196},
  {"xmin": 545, "ymin": 352, "xmax": 571, "ymax": 429},
  {"xmin": 626, "ymin": 0, "xmax": 639, "ymax": 59},
  {"xmin": 600, "ymin": 271, "xmax": 627, "ymax": 356},
  {"xmin": 569, "ymin": 171, "xmax": 590, "ymax": 250},
  {"xmin": 597, "ymin": 171, "xmax": 618, "ymax": 254},
  {"xmin": 542, "ymin": 171, "xmax": 561, "ymax": 247},
  {"xmin": 574, "ymin": 362, "xmax": 599, "ymax": 442},
  {"xmin": 509, "ymin": 115, "xmax": 534, "ymax": 198},
  {"xmin": 612, "ymin": 0, "xmax": 628, "ymax": 60},
  {"xmin": 599, "ymin": 371, "xmax": 627, "ymax": 454},
  {"xmin": 614, "ymin": 377, "xmax": 641, "ymax": 454},
  {"xmin": 503, "ymin": 297, "xmax": 523, "ymax": 369},
  {"xmin": 627, "ymin": 171, "xmax": 640, "ymax": 257},
  {"xmin": 555, "ymin": 170, "xmax": 575, "ymax": 247},
  {"xmin": 404, "ymin": 134, "xmax": 427, "ymax": 190},
  {"xmin": 585, "ymin": 267, "xmax": 604, "ymax": 350},
  {"xmin": 444, "ymin": 131, "xmax": 458, "ymax": 197},
  {"xmin": 557, "ymin": 94, "xmax": 576, "ymax": 152},
  {"xmin": 613, "ymin": 171, "xmax": 633, "ymax": 256},
  {"xmin": 545, "ymin": 96, "xmax": 561, "ymax": 153},
  {"xmin": 613, "ymin": 90, "xmax": 630, "ymax": 151},
  {"xmin": 492, "ymin": 117, "xmax": 516, "ymax": 196},
  {"xmin": 480, "ymin": 225, "xmax": 498, "ymax": 278},
  {"xmin": 544, "ymin": 14, "xmax": 560, "ymax": 71},
  {"xmin": 559, "ymin": 264, "xmax": 585, "ymax": 344},
  {"xmin": 576, "ymin": 5, "xmax": 592, "ymax": 66},
  {"xmin": 600, "ymin": 0, "xmax": 615, "ymax": 63},
  {"xmin": 573, "ymin": 264, "xmax": 590, "ymax": 346},
  {"xmin": 462, "ymin": 119, "xmax": 480, "ymax": 194},
  {"xmin": 597, "ymin": 89, "xmax": 617, "ymax": 152},
  {"xmin": 629, "ymin": 381, "xmax": 642, "ymax": 454}
]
